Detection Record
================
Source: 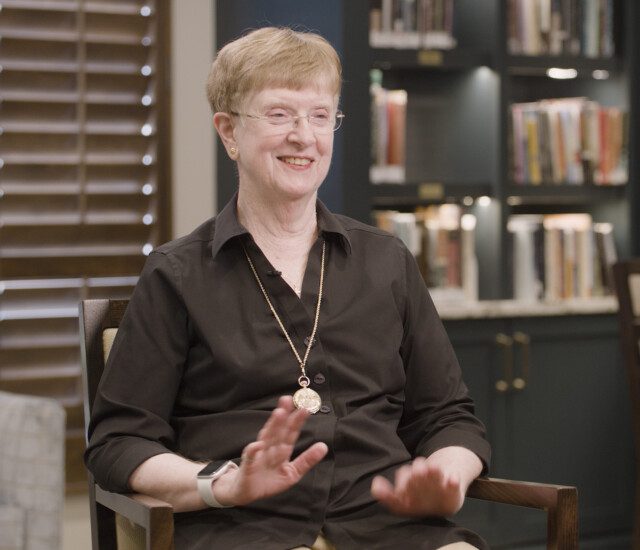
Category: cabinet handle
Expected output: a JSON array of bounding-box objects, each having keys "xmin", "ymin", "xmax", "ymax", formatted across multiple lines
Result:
[
  {"xmin": 494, "ymin": 333, "xmax": 513, "ymax": 393},
  {"xmin": 512, "ymin": 331, "xmax": 531, "ymax": 390}
]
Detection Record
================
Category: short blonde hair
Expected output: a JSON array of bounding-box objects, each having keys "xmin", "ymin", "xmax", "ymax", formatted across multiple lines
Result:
[{"xmin": 206, "ymin": 27, "xmax": 342, "ymax": 113}]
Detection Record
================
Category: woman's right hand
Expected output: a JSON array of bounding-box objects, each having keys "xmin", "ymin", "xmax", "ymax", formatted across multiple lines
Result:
[{"xmin": 211, "ymin": 395, "xmax": 328, "ymax": 506}]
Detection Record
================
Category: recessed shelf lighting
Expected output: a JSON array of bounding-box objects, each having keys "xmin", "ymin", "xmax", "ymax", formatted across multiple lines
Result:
[
  {"xmin": 547, "ymin": 67, "xmax": 578, "ymax": 79},
  {"xmin": 592, "ymin": 69, "xmax": 610, "ymax": 80}
]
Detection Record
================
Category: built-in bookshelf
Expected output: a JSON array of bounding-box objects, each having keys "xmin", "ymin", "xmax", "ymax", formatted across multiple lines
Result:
[{"xmin": 365, "ymin": 0, "xmax": 637, "ymax": 303}]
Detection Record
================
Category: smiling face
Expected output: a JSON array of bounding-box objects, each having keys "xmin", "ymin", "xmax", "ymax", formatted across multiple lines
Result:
[{"xmin": 231, "ymin": 84, "xmax": 337, "ymax": 203}]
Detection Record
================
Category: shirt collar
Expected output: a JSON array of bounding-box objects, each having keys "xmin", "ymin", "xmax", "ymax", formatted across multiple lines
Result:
[{"xmin": 210, "ymin": 193, "xmax": 352, "ymax": 260}]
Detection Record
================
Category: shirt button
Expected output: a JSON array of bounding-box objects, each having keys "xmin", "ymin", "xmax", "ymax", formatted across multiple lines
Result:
[
  {"xmin": 313, "ymin": 373, "xmax": 326, "ymax": 384},
  {"xmin": 304, "ymin": 336, "xmax": 316, "ymax": 347},
  {"xmin": 319, "ymin": 405, "xmax": 331, "ymax": 414}
]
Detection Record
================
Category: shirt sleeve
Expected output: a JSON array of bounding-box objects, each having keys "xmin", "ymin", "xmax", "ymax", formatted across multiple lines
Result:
[
  {"xmin": 84, "ymin": 251, "xmax": 190, "ymax": 492},
  {"xmin": 396, "ymin": 243, "xmax": 491, "ymax": 474}
]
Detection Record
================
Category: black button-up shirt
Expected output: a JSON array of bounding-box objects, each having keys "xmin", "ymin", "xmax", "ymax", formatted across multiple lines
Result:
[{"xmin": 86, "ymin": 195, "xmax": 490, "ymax": 549}]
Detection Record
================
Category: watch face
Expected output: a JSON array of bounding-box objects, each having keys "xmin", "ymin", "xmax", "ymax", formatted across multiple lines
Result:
[{"xmin": 197, "ymin": 460, "xmax": 227, "ymax": 478}]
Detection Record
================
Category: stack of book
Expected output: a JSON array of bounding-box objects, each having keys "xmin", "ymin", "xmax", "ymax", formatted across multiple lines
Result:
[
  {"xmin": 369, "ymin": 0, "xmax": 457, "ymax": 50},
  {"xmin": 507, "ymin": 0, "xmax": 615, "ymax": 57},
  {"xmin": 508, "ymin": 213, "xmax": 617, "ymax": 301},
  {"xmin": 370, "ymin": 83, "xmax": 407, "ymax": 184},
  {"xmin": 510, "ymin": 97, "xmax": 628, "ymax": 186},
  {"xmin": 375, "ymin": 205, "xmax": 478, "ymax": 301}
]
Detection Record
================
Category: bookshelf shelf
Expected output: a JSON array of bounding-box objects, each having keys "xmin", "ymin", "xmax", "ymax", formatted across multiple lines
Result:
[
  {"xmin": 506, "ymin": 54, "xmax": 622, "ymax": 75},
  {"xmin": 372, "ymin": 48, "xmax": 491, "ymax": 71},
  {"xmin": 505, "ymin": 183, "xmax": 627, "ymax": 205},
  {"xmin": 372, "ymin": 182, "xmax": 493, "ymax": 208}
]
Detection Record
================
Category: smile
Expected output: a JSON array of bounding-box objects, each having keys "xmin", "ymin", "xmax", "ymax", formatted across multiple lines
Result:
[{"xmin": 279, "ymin": 156, "xmax": 313, "ymax": 166}]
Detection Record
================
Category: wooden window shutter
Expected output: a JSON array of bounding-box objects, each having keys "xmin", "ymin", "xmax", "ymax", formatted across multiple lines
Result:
[{"xmin": 0, "ymin": 0, "xmax": 171, "ymax": 490}]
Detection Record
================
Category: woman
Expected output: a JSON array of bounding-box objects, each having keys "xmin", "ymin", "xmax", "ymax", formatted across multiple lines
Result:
[{"xmin": 86, "ymin": 27, "xmax": 490, "ymax": 550}]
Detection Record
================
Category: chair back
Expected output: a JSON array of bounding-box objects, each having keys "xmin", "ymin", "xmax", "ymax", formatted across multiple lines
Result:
[
  {"xmin": 79, "ymin": 299, "xmax": 130, "ymax": 550},
  {"xmin": 612, "ymin": 260, "xmax": 640, "ymax": 549}
]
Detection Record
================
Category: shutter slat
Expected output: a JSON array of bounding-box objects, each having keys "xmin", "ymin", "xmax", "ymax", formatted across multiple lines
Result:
[{"xmin": 0, "ymin": 0, "xmax": 167, "ymax": 491}]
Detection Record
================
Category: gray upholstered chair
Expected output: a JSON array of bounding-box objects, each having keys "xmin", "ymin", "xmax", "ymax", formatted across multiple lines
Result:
[{"xmin": 0, "ymin": 390, "xmax": 66, "ymax": 550}]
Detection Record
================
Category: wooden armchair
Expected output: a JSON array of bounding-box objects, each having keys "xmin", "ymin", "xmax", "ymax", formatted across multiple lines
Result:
[
  {"xmin": 613, "ymin": 260, "xmax": 640, "ymax": 550},
  {"xmin": 80, "ymin": 298, "xmax": 578, "ymax": 550}
]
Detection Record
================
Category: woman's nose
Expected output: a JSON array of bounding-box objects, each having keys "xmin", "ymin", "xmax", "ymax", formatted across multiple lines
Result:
[{"xmin": 287, "ymin": 117, "xmax": 316, "ymax": 144}]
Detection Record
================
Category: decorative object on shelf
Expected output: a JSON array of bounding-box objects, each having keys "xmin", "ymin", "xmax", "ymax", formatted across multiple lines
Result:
[
  {"xmin": 370, "ymin": 0, "xmax": 457, "ymax": 50},
  {"xmin": 510, "ymin": 97, "xmax": 628, "ymax": 186}
]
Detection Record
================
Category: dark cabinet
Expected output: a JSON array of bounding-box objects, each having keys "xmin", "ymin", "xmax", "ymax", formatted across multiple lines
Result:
[{"xmin": 445, "ymin": 313, "xmax": 635, "ymax": 548}]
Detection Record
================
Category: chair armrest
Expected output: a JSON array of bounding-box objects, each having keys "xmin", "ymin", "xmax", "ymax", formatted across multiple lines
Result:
[
  {"xmin": 95, "ymin": 484, "xmax": 174, "ymax": 549},
  {"xmin": 467, "ymin": 476, "xmax": 576, "ymax": 510},
  {"xmin": 467, "ymin": 477, "xmax": 578, "ymax": 550}
]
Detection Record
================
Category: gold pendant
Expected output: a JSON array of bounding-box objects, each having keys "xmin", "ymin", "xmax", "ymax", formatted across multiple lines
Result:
[{"xmin": 292, "ymin": 386, "xmax": 322, "ymax": 414}]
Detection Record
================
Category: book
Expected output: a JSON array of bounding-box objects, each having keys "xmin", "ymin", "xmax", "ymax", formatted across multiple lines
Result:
[
  {"xmin": 507, "ymin": 0, "xmax": 615, "ymax": 57},
  {"xmin": 510, "ymin": 97, "xmax": 627, "ymax": 185},
  {"xmin": 374, "ymin": 205, "xmax": 478, "ymax": 300},
  {"xmin": 370, "ymin": 83, "xmax": 407, "ymax": 183},
  {"xmin": 510, "ymin": 213, "xmax": 614, "ymax": 301},
  {"xmin": 508, "ymin": 214, "xmax": 545, "ymax": 301},
  {"xmin": 370, "ymin": 0, "xmax": 457, "ymax": 50}
]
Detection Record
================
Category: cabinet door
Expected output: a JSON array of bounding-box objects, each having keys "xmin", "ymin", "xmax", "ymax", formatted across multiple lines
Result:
[
  {"xmin": 444, "ymin": 318, "xmax": 514, "ymax": 545},
  {"xmin": 507, "ymin": 315, "xmax": 635, "ymax": 541},
  {"xmin": 445, "ymin": 314, "xmax": 635, "ymax": 547}
]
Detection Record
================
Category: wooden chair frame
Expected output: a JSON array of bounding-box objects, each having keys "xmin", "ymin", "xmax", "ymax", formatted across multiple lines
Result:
[
  {"xmin": 80, "ymin": 299, "xmax": 578, "ymax": 550},
  {"xmin": 613, "ymin": 260, "xmax": 640, "ymax": 550}
]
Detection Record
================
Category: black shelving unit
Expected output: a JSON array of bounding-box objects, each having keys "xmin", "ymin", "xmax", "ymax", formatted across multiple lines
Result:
[
  {"xmin": 367, "ymin": 0, "xmax": 638, "ymax": 302},
  {"xmin": 362, "ymin": 1, "xmax": 638, "ymax": 547}
]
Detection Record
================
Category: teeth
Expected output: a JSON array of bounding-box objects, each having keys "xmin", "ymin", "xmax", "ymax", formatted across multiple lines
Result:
[{"xmin": 282, "ymin": 157, "xmax": 311, "ymax": 166}]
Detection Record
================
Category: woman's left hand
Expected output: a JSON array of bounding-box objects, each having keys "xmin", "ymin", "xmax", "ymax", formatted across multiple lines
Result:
[{"xmin": 370, "ymin": 446, "xmax": 482, "ymax": 517}]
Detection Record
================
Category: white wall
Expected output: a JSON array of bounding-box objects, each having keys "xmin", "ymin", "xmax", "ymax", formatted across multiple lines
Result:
[{"xmin": 171, "ymin": 0, "xmax": 216, "ymax": 238}]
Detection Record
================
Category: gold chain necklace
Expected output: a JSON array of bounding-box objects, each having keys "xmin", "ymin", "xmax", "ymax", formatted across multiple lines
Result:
[{"xmin": 243, "ymin": 240, "xmax": 325, "ymax": 414}]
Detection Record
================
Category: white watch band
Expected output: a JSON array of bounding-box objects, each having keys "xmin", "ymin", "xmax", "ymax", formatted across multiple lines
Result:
[{"xmin": 196, "ymin": 460, "xmax": 239, "ymax": 508}]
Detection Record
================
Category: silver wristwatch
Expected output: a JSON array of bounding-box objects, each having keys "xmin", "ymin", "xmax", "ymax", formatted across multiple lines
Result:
[{"xmin": 196, "ymin": 460, "xmax": 238, "ymax": 508}]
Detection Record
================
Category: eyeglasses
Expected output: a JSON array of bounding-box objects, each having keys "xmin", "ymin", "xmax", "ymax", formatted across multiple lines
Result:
[{"xmin": 231, "ymin": 109, "xmax": 345, "ymax": 133}]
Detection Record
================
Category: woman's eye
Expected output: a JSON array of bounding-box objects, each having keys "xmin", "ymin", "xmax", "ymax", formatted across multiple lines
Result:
[{"xmin": 267, "ymin": 110, "xmax": 289, "ymax": 120}]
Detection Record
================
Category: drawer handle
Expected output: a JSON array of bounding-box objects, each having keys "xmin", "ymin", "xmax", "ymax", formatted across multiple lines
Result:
[
  {"xmin": 512, "ymin": 331, "xmax": 531, "ymax": 391},
  {"xmin": 495, "ymin": 333, "xmax": 513, "ymax": 393}
]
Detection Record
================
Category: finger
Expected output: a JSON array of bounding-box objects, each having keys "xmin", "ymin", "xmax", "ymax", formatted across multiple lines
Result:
[
  {"xmin": 282, "ymin": 406, "xmax": 310, "ymax": 446},
  {"xmin": 289, "ymin": 442, "xmax": 328, "ymax": 477},
  {"xmin": 371, "ymin": 475, "xmax": 395, "ymax": 501},
  {"xmin": 394, "ymin": 464, "xmax": 412, "ymax": 495},
  {"xmin": 258, "ymin": 404, "xmax": 290, "ymax": 445},
  {"xmin": 241, "ymin": 441, "xmax": 265, "ymax": 469},
  {"xmin": 278, "ymin": 395, "xmax": 295, "ymax": 411},
  {"xmin": 266, "ymin": 398, "xmax": 305, "ymax": 446},
  {"xmin": 371, "ymin": 476, "xmax": 405, "ymax": 512}
]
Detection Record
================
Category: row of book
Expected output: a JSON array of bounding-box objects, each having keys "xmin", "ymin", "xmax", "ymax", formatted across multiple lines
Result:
[
  {"xmin": 370, "ymin": 82, "xmax": 407, "ymax": 184},
  {"xmin": 510, "ymin": 97, "xmax": 628, "ymax": 186},
  {"xmin": 507, "ymin": 0, "xmax": 615, "ymax": 57},
  {"xmin": 375, "ymin": 205, "xmax": 478, "ymax": 301},
  {"xmin": 369, "ymin": 0, "xmax": 457, "ymax": 49},
  {"xmin": 508, "ymin": 213, "xmax": 617, "ymax": 301}
]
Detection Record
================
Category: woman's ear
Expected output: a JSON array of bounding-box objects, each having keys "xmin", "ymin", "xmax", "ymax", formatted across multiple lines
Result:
[{"xmin": 213, "ymin": 112, "xmax": 238, "ymax": 160}]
